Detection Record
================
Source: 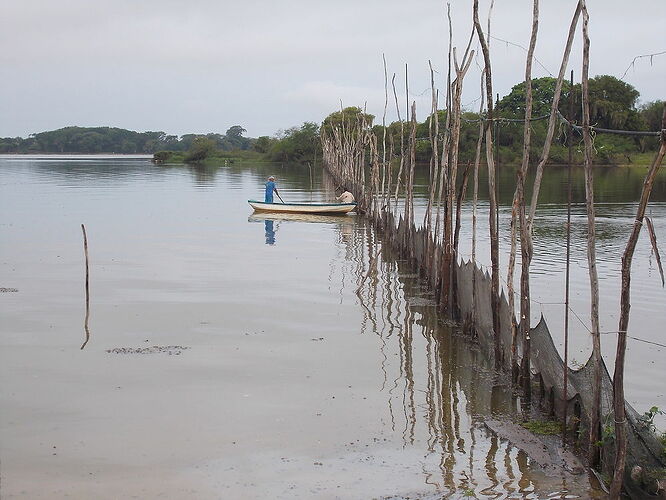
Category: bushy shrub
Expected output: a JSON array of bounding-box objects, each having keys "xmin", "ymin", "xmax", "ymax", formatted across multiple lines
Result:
[{"xmin": 153, "ymin": 151, "xmax": 173, "ymax": 163}]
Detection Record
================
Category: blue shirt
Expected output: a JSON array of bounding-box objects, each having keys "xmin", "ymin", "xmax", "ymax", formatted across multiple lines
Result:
[{"xmin": 265, "ymin": 181, "xmax": 276, "ymax": 203}]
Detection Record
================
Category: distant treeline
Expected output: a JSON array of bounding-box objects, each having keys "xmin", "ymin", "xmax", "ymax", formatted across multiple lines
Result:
[
  {"xmin": 0, "ymin": 125, "xmax": 254, "ymax": 154},
  {"xmin": 257, "ymin": 75, "xmax": 663, "ymax": 167},
  {"xmin": 3, "ymin": 75, "xmax": 662, "ymax": 166}
]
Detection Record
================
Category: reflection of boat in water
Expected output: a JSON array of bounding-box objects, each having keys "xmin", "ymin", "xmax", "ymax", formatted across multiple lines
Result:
[
  {"xmin": 248, "ymin": 212, "xmax": 356, "ymax": 225},
  {"xmin": 249, "ymin": 211, "xmax": 357, "ymax": 246},
  {"xmin": 248, "ymin": 200, "xmax": 356, "ymax": 215}
]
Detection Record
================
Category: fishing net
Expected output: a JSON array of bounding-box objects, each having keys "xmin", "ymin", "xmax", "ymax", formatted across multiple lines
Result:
[
  {"xmin": 455, "ymin": 259, "xmax": 666, "ymax": 496},
  {"xmin": 324, "ymin": 161, "xmax": 665, "ymax": 498}
]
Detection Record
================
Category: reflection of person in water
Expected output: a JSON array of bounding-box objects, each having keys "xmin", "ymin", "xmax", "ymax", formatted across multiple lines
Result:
[{"xmin": 264, "ymin": 220, "xmax": 276, "ymax": 245}]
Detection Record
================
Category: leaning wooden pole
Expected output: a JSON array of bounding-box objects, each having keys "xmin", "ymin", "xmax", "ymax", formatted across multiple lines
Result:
[
  {"xmin": 469, "ymin": 73, "xmax": 485, "ymax": 336},
  {"xmin": 391, "ymin": 74, "xmax": 405, "ymax": 212},
  {"xmin": 425, "ymin": 61, "xmax": 440, "ymax": 280},
  {"xmin": 381, "ymin": 54, "xmax": 389, "ymax": 211},
  {"xmin": 563, "ymin": 69, "xmax": 574, "ymax": 444},
  {"xmin": 473, "ymin": 0, "xmax": 501, "ymax": 364},
  {"xmin": 407, "ymin": 100, "xmax": 417, "ymax": 250},
  {"xmin": 528, "ymin": 0, "xmax": 583, "ymax": 228},
  {"xmin": 80, "ymin": 224, "xmax": 91, "ymax": 350},
  {"xmin": 517, "ymin": 0, "xmax": 539, "ymax": 396},
  {"xmin": 580, "ymin": 2, "xmax": 603, "ymax": 470},
  {"xmin": 609, "ymin": 103, "xmax": 666, "ymax": 500},
  {"xmin": 442, "ymin": 44, "xmax": 474, "ymax": 314}
]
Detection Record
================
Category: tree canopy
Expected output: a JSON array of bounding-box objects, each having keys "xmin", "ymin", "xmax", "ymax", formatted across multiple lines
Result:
[
  {"xmin": 322, "ymin": 107, "xmax": 375, "ymax": 135},
  {"xmin": 497, "ymin": 77, "xmax": 568, "ymax": 117},
  {"xmin": 269, "ymin": 122, "xmax": 320, "ymax": 163}
]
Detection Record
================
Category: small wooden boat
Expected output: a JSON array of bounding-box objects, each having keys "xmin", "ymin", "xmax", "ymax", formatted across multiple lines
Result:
[{"xmin": 248, "ymin": 200, "xmax": 356, "ymax": 215}]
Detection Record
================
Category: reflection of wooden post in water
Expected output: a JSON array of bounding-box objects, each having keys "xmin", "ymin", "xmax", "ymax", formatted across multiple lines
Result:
[
  {"xmin": 484, "ymin": 434, "xmax": 500, "ymax": 491},
  {"xmin": 307, "ymin": 161, "xmax": 313, "ymax": 201},
  {"xmin": 80, "ymin": 224, "xmax": 91, "ymax": 350}
]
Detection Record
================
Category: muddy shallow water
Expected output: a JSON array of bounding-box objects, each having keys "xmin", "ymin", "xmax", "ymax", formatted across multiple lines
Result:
[{"xmin": 1, "ymin": 156, "xmax": 663, "ymax": 498}]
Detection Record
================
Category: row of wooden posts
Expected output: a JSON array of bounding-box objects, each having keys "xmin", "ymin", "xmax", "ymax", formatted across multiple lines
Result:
[{"xmin": 321, "ymin": 1, "xmax": 666, "ymax": 497}]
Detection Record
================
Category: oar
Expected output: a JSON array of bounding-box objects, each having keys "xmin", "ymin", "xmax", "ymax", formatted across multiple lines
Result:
[{"xmin": 276, "ymin": 192, "xmax": 286, "ymax": 204}]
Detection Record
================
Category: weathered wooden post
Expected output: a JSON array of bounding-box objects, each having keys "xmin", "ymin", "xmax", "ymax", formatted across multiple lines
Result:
[
  {"xmin": 80, "ymin": 224, "xmax": 91, "ymax": 350},
  {"xmin": 563, "ymin": 69, "xmax": 574, "ymax": 444},
  {"xmin": 473, "ymin": 0, "xmax": 502, "ymax": 366},
  {"xmin": 610, "ymin": 103, "xmax": 666, "ymax": 500}
]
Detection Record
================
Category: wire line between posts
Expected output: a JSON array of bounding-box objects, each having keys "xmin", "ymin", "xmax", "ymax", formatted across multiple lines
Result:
[{"xmin": 470, "ymin": 260, "xmax": 666, "ymax": 350}]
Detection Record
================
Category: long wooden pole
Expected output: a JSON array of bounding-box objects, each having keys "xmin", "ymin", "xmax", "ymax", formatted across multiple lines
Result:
[
  {"xmin": 473, "ymin": 0, "xmax": 501, "ymax": 365},
  {"xmin": 80, "ymin": 224, "xmax": 90, "ymax": 350},
  {"xmin": 580, "ymin": 1, "xmax": 603, "ymax": 469},
  {"xmin": 470, "ymin": 73, "xmax": 485, "ymax": 335},
  {"xmin": 528, "ymin": 1, "xmax": 583, "ymax": 228},
  {"xmin": 442, "ymin": 45, "xmax": 474, "ymax": 313},
  {"xmin": 610, "ymin": 103, "xmax": 666, "ymax": 500},
  {"xmin": 391, "ymin": 74, "xmax": 405, "ymax": 212},
  {"xmin": 382, "ymin": 54, "xmax": 388, "ymax": 210},
  {"xmin": 517, "ymin": 0, "xmax": 539, "ymax": 397},
  {"xmin": 563, "ymin": 69, "xmax": 574, "ymax": 445}
]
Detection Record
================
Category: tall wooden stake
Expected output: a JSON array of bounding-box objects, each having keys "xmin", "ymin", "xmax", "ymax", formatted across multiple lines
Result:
[
  {"xmin": 610, "ymin": 104, "xmax": 666, "ymax": 500},
  {"xmin": 580, "ymin": 1, "xmax": 602, "ymax": 469},
  {"xmin": 516, "ymin": 0, "xmax": 539, "ymax": 398},
  {"xmin": 80, "ymin": 224, "xmax": 91, "ymax": 350},
  {"xmin": 528, "ymin": 1, "xmax": 583, "ymax": 227},
  {"xmin": 473, "ymin": 0, "xmax": 501, "ymax": 366},
  {"xmin": 563, "ymin": 69, "xmax": 574, "ymax": 444}
]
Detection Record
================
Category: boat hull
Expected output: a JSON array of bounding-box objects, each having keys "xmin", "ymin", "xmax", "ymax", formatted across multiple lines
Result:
[{"xmin": 248, "ymin": 200, "xmax": 356, "ymax": 215}]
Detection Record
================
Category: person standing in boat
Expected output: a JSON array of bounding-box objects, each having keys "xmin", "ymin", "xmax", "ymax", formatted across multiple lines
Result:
[
  {"xmin": 336, "ymin": 187, "xmax": 355, "ymax": 203},
  {"xmin": 265, "ymin": 176, "xmax": 280, "ymax": 203}
]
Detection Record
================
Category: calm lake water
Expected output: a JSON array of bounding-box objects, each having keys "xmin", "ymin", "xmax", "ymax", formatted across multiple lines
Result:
[{"xmin": 1, "ymin": 155, "xmax": 664, "ymax": 499}]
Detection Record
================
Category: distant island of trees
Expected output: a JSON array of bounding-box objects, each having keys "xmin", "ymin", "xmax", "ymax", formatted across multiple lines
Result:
[
  {"xmin": 0, "ymin": 125, "xmax": 253, "ymax": 155},
  {"xmin": 1, "ymin": 75, "xmax": 662, "ymax": 166}
]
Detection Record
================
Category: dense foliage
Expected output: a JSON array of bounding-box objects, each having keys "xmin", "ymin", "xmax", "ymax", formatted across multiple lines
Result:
[
  {"xmin": 368, "ymin": 75, "xmax": 661, "ymax": 165},
  {"xmin": 268, "ymin": 122, "xmax": 320, "ymax": 163}
]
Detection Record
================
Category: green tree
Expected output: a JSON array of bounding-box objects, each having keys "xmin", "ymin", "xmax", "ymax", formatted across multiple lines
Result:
[
  {"xmin": 587, "ymin": 75, "xmax": 640, "ymax": 129},
  {"xmin": 226, "ymin": 125, "xmax": 246, "ymax": 138},
  {"xmin": 497, "ymin": 76, "xmax": 566, "ymax": 117},
  {"xmin": 224, "ymin": 125, "xmax": 251, "ymax": 150},
  {"xmin": 567, "ymin": 75, "xmax": 642, "ymax": 130},
  {"xmin": 640, "ymin": 100, "xmax": 665, "ymax": 131},
  {"xmin": 269, "ymin": 122, "xmax": 320, "ymax": 163},
  {"xmin": 184, "ymin": 137, "xmax": 216, "ymax": 163},
  {"xmin": 321, "ymin": 107, "xmax": 374, "ymax": 136},
  {"xmin": 253, "ymin": 136, "xmax": 276, "ymax": 154}
]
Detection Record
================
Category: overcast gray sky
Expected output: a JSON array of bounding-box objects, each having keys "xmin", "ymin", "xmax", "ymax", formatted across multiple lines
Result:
[{"xmin": 1, "ymin": 0, "xmax": 664, "ymax": 139}]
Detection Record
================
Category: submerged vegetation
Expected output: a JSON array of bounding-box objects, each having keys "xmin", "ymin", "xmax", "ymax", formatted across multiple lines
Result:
[{"xmin": 520, "ymin": 420, "xmax": 562, "ymax": 436}]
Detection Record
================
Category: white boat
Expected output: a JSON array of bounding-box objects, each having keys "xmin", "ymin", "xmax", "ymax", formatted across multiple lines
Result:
[{"xmin": 248, "ymin": 200, "xmax": 357, "ymax": 215}]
